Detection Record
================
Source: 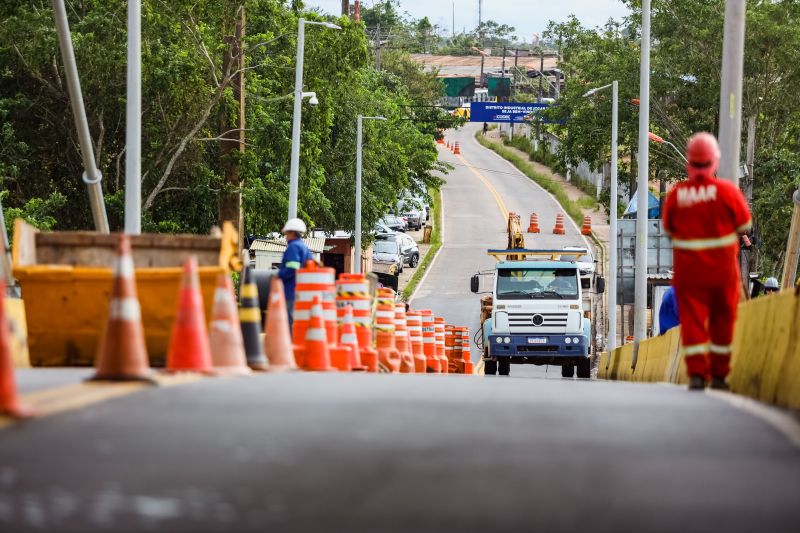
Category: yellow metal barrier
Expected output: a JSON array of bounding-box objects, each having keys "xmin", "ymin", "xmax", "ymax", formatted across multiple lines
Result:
[
  {"xmin": 5, "ymin": 297, "xmax": 30, "ymax": 368},
  {"xmin": 602, "ymin": 288, "xmax": 799, "ymax": 410}
]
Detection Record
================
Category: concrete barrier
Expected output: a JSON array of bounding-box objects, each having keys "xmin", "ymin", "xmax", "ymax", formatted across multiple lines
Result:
[{"xmin": 602, "ymin": 287, "xmax": 800, "ymax": 410}]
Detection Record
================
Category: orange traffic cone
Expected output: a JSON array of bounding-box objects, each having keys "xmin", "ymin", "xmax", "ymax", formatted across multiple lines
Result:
[
  {"xmin": 166, "ymin": 256, "xmax": 213, "ymax": 373},
  {"xmin": 553, "ymin": 213, "xmax": 566, "ymax": 235},
  {"xmin": 339, "ymin": 305, "xmax": 366, "ymax": 371},
  {"xmin": 446, "ymin": 140, "xmax": 451, "ymax": 150},
  {"xmin": 528, "ymin": 213, "xmax": 540, "ymax": 233},
  {"xmin": 0, "ymin": 280, "xmax": 33, "ymax": 418},
  {"xmin": 435, "ymin": 317, "xmax": 448, "ymax": 374},
  {"xmin": 304, "ymin": 295, "xmax": 334, "ymax": 371},
  {"xmin": 209, "ymin": 272, "xmax": 251, "ymax": 375},
  {"xmin": 581, "ymin": 215, "xmax": 592, "ymax": 236},
  {"xmin": 263, "ymin": 276, "xmax": 296, "ymax": 372},
  {"xmin": 91, "ymin": 234, "xmax": 153, "ymax": 383},
  {"xmin": 420, "ymin": 309, "xmax": 440, "ymax": 373},
  {"xmin": 453, "ymin": 142, "xmax": 461, "ymax": 155},
  {"xmin": 395, "ymin": 303, "xmax": 414, "ymax": 373}
]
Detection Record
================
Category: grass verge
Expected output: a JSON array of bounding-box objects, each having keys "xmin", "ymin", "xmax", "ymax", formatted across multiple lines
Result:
[
  {"xmin": 475, "ymin": 131, "xmax": 589, "ymax": 227},
  {"xmin": 401, "ymin": 188, "xmax": 442, "ymax": 301}
]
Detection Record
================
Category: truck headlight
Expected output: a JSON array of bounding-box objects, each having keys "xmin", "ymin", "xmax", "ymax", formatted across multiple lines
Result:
[
  {"xmin": 573, "ymin": 337, "xmax": 580, "ymax": 344},
  {"xmin": 495, "ymin": 336, "xmax": 503, "ymax": 343},
  {"xmin": 565, "ymin": 337, "xmax": 571, "ymax": 344},
  {"xmin": 503, "ymin": 337, "xmax": 511, "ymax": 344}
]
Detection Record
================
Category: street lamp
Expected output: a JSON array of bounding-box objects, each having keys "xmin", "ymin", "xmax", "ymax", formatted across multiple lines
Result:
[
  {"xmin": 354, "ymin": 114, "xmax": 387, "ymax": 274},
  {"xmin": 288, "ymin": 18, "xmax": 341, "ymax": 220},
  {"xmin": 648, "ymin": 132, "xmax": 688, "ymax": 163},
  {"xmin": 583, "ymin": 81, "xmax": 619, "ymax": 353}
]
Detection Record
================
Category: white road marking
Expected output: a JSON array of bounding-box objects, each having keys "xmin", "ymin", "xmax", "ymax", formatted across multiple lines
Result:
[{"xmin": 408, "ymin": 189, "xmax": 445, "ymax": 306}]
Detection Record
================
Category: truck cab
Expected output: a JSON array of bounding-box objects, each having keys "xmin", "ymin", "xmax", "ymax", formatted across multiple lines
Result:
[{"xmin": 471, "ymin": 249, "xmax": 601, "ymax": 378}]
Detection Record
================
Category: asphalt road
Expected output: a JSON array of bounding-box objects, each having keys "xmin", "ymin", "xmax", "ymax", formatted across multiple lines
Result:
[{"xmin": 2, "ymin": 123, "xmax": 799, "ymax": 532}]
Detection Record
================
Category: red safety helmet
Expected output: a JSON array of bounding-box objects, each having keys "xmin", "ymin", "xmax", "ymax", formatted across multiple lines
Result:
[{"xmin": 685, "ymin": 132, "xmax": 720, "ymax": 180}]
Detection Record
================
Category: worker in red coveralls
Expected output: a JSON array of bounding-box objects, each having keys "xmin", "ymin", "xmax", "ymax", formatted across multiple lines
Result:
[{"xmin": 662, "ymin": 132, "xmax": 752, "ymax": 391}]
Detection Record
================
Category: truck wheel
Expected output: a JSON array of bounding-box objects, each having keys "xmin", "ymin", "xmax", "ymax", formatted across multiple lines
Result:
[
  {"xmin": 561, "ymin": 364, "xmax": 575, "ymax": 378},
  {"xmin": 498, "ymin": 359, "xmax": 511, "ymax": 376},
  {"xmin": 576, "ymin": 357, "xmax": 591, "ymax": 379},
  {"xmin": 484, "ymin": 359, "xmax": 498, "ymax": 375}
]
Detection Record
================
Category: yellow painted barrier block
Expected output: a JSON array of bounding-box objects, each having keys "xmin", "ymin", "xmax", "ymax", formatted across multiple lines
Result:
[
  {"xmin": 5, "ymin": 297, "xmax": 30, "ymax": 368},
  {"xmin": 615, "ymin": 343, "xmax": 635, "ymax": 381}
]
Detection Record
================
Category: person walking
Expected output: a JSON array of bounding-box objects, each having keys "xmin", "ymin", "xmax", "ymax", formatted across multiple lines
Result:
[
  {"xmin": 662, "ymin": 132, "xmax": 752, "ymax": 391},
  {"xmin": 482, "ymin": 122, "xmax": 489, "ymax": 137},
  {"xmin": 279, "ymin": 218, "xmax": 312, "ymax": 329}
]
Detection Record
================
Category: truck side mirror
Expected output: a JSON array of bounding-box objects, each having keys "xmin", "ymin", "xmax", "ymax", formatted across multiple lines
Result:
[
  {"xmin": 470, "ymin": 274, "xmax": 480, "ymax": 293},
  {"xmin": 596, "ymin": 277, "xmax": 606, "ymax": 294}
]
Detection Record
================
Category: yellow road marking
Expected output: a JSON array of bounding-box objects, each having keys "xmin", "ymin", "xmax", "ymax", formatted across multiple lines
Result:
[
  {"xmin": 456, "ymin": 153, "xmax": 509, "ymax": 221},
  {"xmin": 0, "ymin": 372, "xmax": 204, "ymax": 430}
]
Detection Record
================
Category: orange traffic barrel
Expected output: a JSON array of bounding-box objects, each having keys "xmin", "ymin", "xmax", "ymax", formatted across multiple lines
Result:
[
  {"xmin": 461, "ymin": 327, "xmax": 473, "ymax": 374},
  {"xmin": 336, "ymin": 273, "xmax": 376, "ymax": 372},
  {"xmin": 420, "ymin": 310, "xmax": 440, "ymax": 373},
  {"xmin": 394, "ymin": 303, "xmax": 414, "ymax": 373},
  {"xmin": 406, "ymin": 311, "xmax": 426, "ymax": 373},
  {"xmin": 581, "ymin": 215, "xmax": 592, "ymax": 236},
  {"xmin": 528, "ymin": 213, "xmax": 540, "ymax": 233},
  {"xmin": 375, "ymin": 303, "xmax": 400, "ymax": 372},
  {"xmin": 553, "ymin": 213, "xmax": 566, "ymax": 235},
  {"xmin": 435, "ymin": 317, "xmax": 448, "ymax": 374},
  {"xmin": 293, "ymin": 261, "xmax": 336, "ymax": 367}
]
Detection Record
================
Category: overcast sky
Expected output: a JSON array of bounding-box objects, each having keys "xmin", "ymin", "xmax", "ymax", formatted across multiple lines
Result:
[{"xmin": 305, "ymin": 1, "xmax": 631, "ymax": 40}]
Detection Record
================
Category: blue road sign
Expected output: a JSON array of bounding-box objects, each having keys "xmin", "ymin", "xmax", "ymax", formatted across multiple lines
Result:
[{"xmin": 470, "ymin": 101, "xmax": 550, "ymax": 123}]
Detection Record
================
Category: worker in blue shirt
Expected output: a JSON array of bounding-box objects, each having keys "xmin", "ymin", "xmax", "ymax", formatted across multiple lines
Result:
[
  {"xmin": 279, "ymin": 218, "xmax": 312, "ymax": 328},
  {"xmin": 659, "ymin": 286, "xmax": 680, "ymax": 335}
]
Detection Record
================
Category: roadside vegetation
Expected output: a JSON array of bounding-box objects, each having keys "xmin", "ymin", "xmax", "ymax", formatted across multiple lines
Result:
[{"xmin": 401, "ymin": 188, "xmax": 442, "ymax": 301}]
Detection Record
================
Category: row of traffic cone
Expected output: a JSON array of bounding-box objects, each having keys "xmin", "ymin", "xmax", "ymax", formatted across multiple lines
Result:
[
  {"xmin": 529, "ymin": 212, "xmax": 591, "ymax": 236},
  {"xmin": 93, "ymin": 235, "xmax": 300, "ymax": 382},
  {"xmin": 443, "ymin": 140, "xmax": 462, "ymax": 155}
]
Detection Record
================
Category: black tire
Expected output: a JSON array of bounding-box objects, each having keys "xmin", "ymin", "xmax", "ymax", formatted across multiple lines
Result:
[
  {"xmin": 498, "ymin": 358, "xmax": 511, "ymax": 376},
  {"xmin": 409, "ymin": 254, "xmax": 419, "ymax": 268},
  {"xmin": 561, "ymin": 364, "xmax": 575, "ymax": 378},
  {"xmin": 576, "ymin": 357, "xmax": 591, "ymax": 379},
  {"xmin": 484, "ymin": 359, "xmax": 498, "ymax": 375}
]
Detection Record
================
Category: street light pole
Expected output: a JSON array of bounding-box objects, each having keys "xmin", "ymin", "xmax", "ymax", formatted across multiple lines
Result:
[
  {"xmin": 288, "ymin": 18, "xmax": 340, "ymax": 221},
  {"xmin": 583, "ymin": 81, "xmax": 618, "ymax": 353},
  {"xmin": 633, "ymin": 0, "xmax": 651, "ymax": 361},
  {"xmin": 354, "ymin": 115, "xmax": 386, "ymax": 274},
  {"xmin": 718, "ymin": 0, "xmax": 746, "ymax": 186},
  {"xmin": 610, "ymin": 80, "xmax": 619, "ymax": 353},
  {"xmin": 125, "ymin": 0, "xmax": 142, "ymax": 234},
  {"xmin": 288, "ymin": 18, "xmax": 306, "ymax": 221}
]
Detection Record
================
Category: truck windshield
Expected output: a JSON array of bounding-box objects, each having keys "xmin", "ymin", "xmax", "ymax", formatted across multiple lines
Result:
[{"xmin": 496, "ymin": 268, "xmax": 579, "ymax": 300}]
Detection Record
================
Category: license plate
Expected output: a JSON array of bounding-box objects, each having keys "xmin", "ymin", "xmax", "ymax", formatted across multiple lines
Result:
[{"xmin": 527, "ymin": 337, "xmax": 547, "ymax": 344}]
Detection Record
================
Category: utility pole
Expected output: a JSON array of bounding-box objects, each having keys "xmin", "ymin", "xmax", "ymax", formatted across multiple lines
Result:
[
  {"xmin": 375, "ymin": 24, "xmax": 381, "ymax": 70},
  {"xmin": 718, "ymin": 0, "xmax": 746, "ymax": 186},
  {"xmin": 219, "ymin": 7, "xmax": 246, "ymax": 240},
  {"xmin": 782, "ymin": 188, "xmax": 800, "ymax": 290},
  {"xmin": 538, "ymin": 48, "xmax": 544, "ymax": 102},
  {"xmin": 742, "ymin": 115, "xmax": 756, "ymax": 283},
  {"xmin": 354, "ymin": 0, "xmax": 360, "ymax": 22},
  {"xmin": 341, "ymin": 0, "xmax": 349, "ymax": 16},
  {"xmin": 452, "ymin": 1, "xmax": 455, "ymax": 38},
  {"xmin": 633, "ymin": 0, "xmax": 651, "ymax": 365}
]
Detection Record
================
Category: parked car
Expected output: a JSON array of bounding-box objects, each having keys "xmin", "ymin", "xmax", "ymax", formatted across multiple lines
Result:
[
  {"xmin": 381, "ymin": 215, "xmax": 407, "ymax": 233},
  {"xmin": 397, "ymin": 192, "xmax": 430, "ymax": 222},
  {"xmin": 397, "ymin": 198, "xmax": 424, "ymax": 230},
  {"xmin": 373, "ymin": 220, "xmax": 397, "ymax": 235},
  {"xmin": 372, "ymin": 236, "xmax": 404, "ymax": 275},
  {"xmin": 380, "ymin": 232, "xmax": 420, "ymax": 268}
]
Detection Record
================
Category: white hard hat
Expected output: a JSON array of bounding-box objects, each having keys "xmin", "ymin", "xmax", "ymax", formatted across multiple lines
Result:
[
  {"xmin": 764, "ymin": 277, "xmax": 780, "ymax": 290},
  {"xmin": 281, "ymin": 218, "xmax": 307, "ymax": 235}
]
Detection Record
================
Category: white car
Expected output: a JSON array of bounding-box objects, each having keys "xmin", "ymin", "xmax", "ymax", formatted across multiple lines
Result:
[{"xmin": 562, "ymin": 246, "xmax": 595, "ymax": 276}]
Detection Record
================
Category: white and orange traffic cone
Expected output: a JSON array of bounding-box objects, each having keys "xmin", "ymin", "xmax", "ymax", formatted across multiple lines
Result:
[
  {"xmin": 263, "ymin": 276, "xmax": 296, "ymax": 372},
  {"xmin": 91, "ymin": 234, "xmax": 154, "ymax": 382},
  {"xmin": 406, "ymin": 310, "xmax": 427, "ymax": 373},
  {"xmin": 166, "ymin": 256, "xmax": 213, "ymax": 373},
  {"xmin": 340, "ymin": 305, "xmax": 365, "ymax": 371},
  {"xmin": 209, "ymin": 272, "xmax": 251, "ymax": 375},
  {"xmin": 303, "ymin": 295, "xmax": 334, "ymax": 371},
  {"xmin": 0, "ymin": 280, "xmax": 34, "ymax": 418}
]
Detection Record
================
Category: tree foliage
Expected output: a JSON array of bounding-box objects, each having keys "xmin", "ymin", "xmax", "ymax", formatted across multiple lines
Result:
[
  {"xmin": 543, "ymin": 0, "xmax": 800, "ymax": 274},
  {"xmin": 0, "ymin": 0, "xmax": 446, "ymax": 241}
]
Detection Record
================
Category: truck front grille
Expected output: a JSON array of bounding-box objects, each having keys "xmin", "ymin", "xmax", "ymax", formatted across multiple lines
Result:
[{"xmin": 508, "ymin": 312, "xmax": 568, "ymax": 328}]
